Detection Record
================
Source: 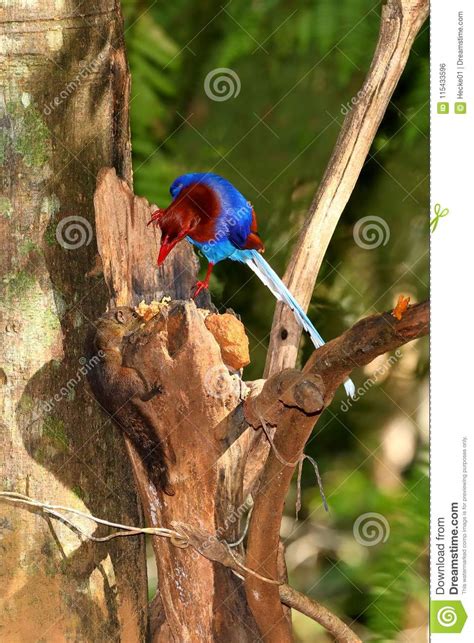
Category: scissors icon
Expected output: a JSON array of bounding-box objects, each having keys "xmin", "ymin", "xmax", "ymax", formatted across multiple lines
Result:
[{"xmin": 430, "ymin": 203, "xmax": 449, "ymax": 233}]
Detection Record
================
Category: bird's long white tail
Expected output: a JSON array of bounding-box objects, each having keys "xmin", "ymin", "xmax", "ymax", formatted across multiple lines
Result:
[{"xmin": 244, "ymin": 250, "xmax": 355, "ymax": 398}]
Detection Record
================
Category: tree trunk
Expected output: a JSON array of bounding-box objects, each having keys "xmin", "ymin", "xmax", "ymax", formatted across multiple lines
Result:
[{"xmin": 0, "ymin": 2, "xmax": 151, "ymax": 639}]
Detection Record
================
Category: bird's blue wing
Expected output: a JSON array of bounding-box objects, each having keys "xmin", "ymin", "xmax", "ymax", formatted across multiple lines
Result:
[
  {"xmin": 213, "ymin": 181, "xmax": 254, "ymax": 249},
  {"xmin": 226, "ymin": 210, "xmax": 253, "ymax": 249}
]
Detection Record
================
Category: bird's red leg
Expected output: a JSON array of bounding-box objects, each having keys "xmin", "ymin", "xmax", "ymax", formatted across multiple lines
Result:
[{"xmin": 192, "ymin": 263, "xmax": 214, "ymax": 299}]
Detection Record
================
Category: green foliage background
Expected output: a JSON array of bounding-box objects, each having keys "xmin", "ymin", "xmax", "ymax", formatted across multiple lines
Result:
[{"xmin": 123, "ymin": 1, "xmax": 429, "ymax": 640}]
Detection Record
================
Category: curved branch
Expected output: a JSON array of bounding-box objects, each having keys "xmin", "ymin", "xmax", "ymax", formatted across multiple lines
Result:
[
  {"xmin": 303, "ymin": 300, "xmax": 429, "ymax": 395},
  {"xmin": 279, "ymin": 585, "xmax": 361, "ymax": 643},
  {"xmin": 244, "ymin": 300, "xmax": 429, "ymax": 640},
  {"xmin": 264, "ymin": 0, "xmax": 429, "ymax": 377}
]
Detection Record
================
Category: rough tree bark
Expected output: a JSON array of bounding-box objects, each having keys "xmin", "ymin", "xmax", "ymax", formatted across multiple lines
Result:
[{"xmin": 0, "ymin": 1, "xmax": 183, "ymax": 639}]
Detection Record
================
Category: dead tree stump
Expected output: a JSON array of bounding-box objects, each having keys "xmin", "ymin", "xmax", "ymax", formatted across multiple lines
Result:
[{"xmin": 122, "ymin": 301, "xmax": 258, "ymax": 640}]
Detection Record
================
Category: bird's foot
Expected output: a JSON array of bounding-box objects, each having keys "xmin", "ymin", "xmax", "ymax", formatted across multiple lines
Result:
[
  {"xmin": 147, "ymin": 207, "xmax": 164, "ymax": 226},
  {"xmin": 192, "ymin": 280, "xmax": 209, "ymax": 299},
  {"xmin": 192, "ymin": 263, "xmax": 214, "ymax": 299}
]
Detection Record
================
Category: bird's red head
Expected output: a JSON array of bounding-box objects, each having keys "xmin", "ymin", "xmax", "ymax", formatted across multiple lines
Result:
[{"xmin": 148, "ymin": 205, "xmax": 198, "ymax": 266}]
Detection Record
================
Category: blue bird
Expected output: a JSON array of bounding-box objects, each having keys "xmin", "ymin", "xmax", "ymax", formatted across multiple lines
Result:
[{"xmin": 148, "ymin": 172, "xmax": 355, "ymax": 398}]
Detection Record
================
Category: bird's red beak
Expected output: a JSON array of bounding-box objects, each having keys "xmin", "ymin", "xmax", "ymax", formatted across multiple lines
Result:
[
  {"xmin": 157, "ymin": 228, "xmax": 190, "ymax": 266},
  {"xmin": 157, "ymin": 236, "xmax": 180, "ymax": 265}
]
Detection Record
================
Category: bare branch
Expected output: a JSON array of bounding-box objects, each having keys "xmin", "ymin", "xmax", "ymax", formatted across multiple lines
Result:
[
  {"xmin": 304, "ymin": 300, "xmax": 429, "ymax": 395},
  {"xmin": 264, "ymin": 0, "xmax": 429, "ymax": 377},
  {"xmin": 244, "ymin": 301, "xmax": 429, "ymax": 640},
  {"xmin": 244, "ymin": 372, "xmax": 325, "ymax": 641},
  {"xmin": 279, "ymin": 585, "xmax": 362, "ymax": 643}
]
